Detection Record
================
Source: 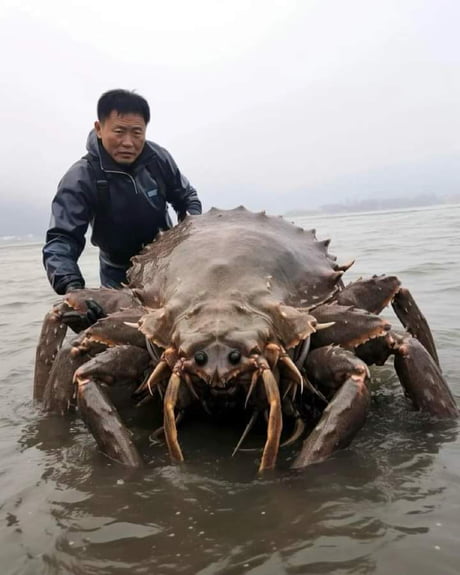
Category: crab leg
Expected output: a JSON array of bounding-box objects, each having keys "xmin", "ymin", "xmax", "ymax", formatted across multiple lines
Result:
[
  {"xmin": 292, "ymin": 346, "xmax": 370, "ymax": 469},
  {"xmin": 34, "ymin": 310, "xmax": 68, "ymax": 401},
  {"xmin": 333, "ymin": 277, "xmax": 440, "ymax": 366},
  {"xmin": 77, "ymin": 379, "xmax": 143, "ymax": 467},
  {"xmin": 334, "ymin": 275, "xmax": 401, "ymax": 314},
  {"xmin": 259, "ymin": 364, "xmax": 283, "ymax": 471},
  {"xmin": 244, "ymin": 370, "xmax": 259, "ymax": 409},
  {"xmin": 356, "ymin": 331, "xmax": 457, "ymax": 417},
  {"xmin": 392, "ymin": 287, "xmax": 439, "ymax": 366},
  {"xmin": 75, "ymin": 345, "xmax": 150, "ymax": 467},
  {"xmin": 42, "ymin": 340, "xmax": 89, "ymax": 414},
  {"xmin": 394, "ymin": 335, "xmax": 458, "ymax": 416},
  {"xmin": 163, "ymin": 372, "xmax": 184, "ymax": 462}
]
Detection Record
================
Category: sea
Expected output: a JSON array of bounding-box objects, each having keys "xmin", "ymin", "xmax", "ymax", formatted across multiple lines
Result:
[{"xmin": 0, "ymin": 204, "xmax": 459, "ymax": 575}]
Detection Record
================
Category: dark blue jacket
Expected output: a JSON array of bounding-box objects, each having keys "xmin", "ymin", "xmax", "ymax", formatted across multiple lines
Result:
[{"xmin": 43, "ymin": 130, "xmax": 202, "ymax": 294}]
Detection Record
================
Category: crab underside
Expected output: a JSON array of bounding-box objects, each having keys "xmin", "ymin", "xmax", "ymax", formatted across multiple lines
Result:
[{"xmin": 34, "ymin": 207, "xmax": 458, "ymax": 471}]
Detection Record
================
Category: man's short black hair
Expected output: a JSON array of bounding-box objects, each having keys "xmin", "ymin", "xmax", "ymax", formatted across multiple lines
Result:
[{"xmin": 97, "ymin": 89, "xmax": 150, "ymax": 124}]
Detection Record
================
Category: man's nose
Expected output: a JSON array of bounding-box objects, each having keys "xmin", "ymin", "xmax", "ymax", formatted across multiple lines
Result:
[{"xmin": 120, "ymin": 134, "xmax": 135, "ymax": 147}]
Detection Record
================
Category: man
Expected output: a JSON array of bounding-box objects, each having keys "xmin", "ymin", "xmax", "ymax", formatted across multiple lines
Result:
[{"xmin": 43, "ymin": 89, "xmax": 202, "ymax": 297}]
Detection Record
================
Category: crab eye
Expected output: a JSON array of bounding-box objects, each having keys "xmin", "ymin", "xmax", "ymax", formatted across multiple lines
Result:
[
  {"xmin": 194, "ymin": 351, "xmax": 208, "ymax": 366},
  {"xmin": 228, "ymin": 349, "xmax": 241, "ymax": 365}
]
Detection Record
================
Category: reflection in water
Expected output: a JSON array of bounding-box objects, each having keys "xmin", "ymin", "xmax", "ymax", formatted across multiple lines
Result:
[{"xmin": 12, "ymin": 387, "xmax": 458, "ymax": 574}]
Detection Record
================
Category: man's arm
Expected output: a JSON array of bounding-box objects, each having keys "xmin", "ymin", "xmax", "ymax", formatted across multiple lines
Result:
[
  {"xmin": 154, "ymin": 146, "xmax": 202, "ymax": 218},
  {"xmin": 43, "ymin": 164, "xmax": 94, "ymax": 294}
]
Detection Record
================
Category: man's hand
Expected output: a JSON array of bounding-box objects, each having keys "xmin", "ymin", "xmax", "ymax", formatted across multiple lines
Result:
[
  {"xmin": 61, "ymin": 299, "xmax": 107, "ymax": 333},
  {"xmin": 65, "ymin": 281, "xmax": 84, "ymax": 293},
  {"xmin": 178, "ymin": 210, "xmax": 200, "ymax": 222}
]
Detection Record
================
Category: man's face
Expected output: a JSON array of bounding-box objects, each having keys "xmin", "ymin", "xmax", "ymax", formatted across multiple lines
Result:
[{"xmin": 95, "ymin": 111, "xmax": 147, "ymax": 165}]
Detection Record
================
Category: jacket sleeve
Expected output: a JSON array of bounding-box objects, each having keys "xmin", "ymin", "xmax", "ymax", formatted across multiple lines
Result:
[
  {"xmin": 42, "ymin": 162, "xmax": 95, "ymax": 294},
  {"xmin": 156, "ymin": 147, "xmax": 202, "ymax": 218}
]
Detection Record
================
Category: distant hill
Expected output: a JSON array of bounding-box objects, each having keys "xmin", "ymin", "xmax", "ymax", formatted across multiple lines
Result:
[
  {"xmin": 205, "ymin": 154, "xmax": 460, "ymax": 215},
  {"xmin": 281, "ymin": 155, "xmax": 460, "ymax": 214},
  {"xmin": 285, "ymin": 193, "xmax": 460, "ymax": 217}
]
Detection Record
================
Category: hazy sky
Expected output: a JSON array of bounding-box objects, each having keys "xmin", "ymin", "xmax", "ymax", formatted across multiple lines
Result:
[{"xmin": 1, "ymin": 0, "xmax": 459, "ymax": 214}]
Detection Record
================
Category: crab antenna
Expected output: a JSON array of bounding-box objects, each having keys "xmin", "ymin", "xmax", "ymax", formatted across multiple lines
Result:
[
  {"xmin": 149, "ymin": 411, "xmax": 184, "ymax": 443},
  {"xmin": 232, "ymin": 410, "xmax": 260, "ymax": 457},
  {"xmin": 184, "ymin": 372, "xmax": 199, "ymax": 401},
  {"xmin": 305, "ymin": 376, "xmax": 328, "ymax": 403},
  {"xmin": 295, "ymin": 337, "xmax": 311, "ymax": 369},
  {"xmin": 239, "ymin": 411, "xmax": 306, "ymax": 453},
  {"xmin": 244, "ymin": 370, "xmax": 259, "ymax": 409},
  {"xmin": 279, "ymin": 355, "xmax": 328, "ymax": 403},
  {"xmin": 145, "ymin": 337, "xmax": 161, "ymax": 363},
  {"xmin": 280, "ymin": 402, "xmax": 306, "ymax": 447},
  {"xmin": 135, "ymin": 359, "xmax": 170, "ymax": 396},
  {"xmin": 163, "ymin": 371, "xmax": 184, "ymax": 462},
  {"xmin": 279, "ymin": 355, "xmax": 304, "ymax": 393},
  {"xmin": 280, "ymin": 417, "xmax": 306, "ymax": 448},
  {"xmin": 259, "ymin": 363, "xmax": 283, "ymax": 472},
  {"xmin": 283, "ymin": 380, "xmax": 301, "ymax": 403}
]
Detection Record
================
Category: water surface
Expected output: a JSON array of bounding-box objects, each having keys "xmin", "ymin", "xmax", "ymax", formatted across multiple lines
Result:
[{"xmin": 0, "ymin": 205, "xmax": 459, "ymax": 574}]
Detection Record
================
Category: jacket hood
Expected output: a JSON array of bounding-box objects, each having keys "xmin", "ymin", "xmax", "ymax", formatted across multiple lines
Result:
[
  {"xmin": 85, "ymin": 129, "xmax": 155, "ymax": 172},
  {"xmin": 86, "ymin": 129, "xmax": 100, "ymax": 158}
]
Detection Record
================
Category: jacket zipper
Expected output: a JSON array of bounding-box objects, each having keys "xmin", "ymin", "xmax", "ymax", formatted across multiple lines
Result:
[
  {"xmin": 98, "ymin": 158, "xmax": 165, "ymax": 215},
  {"xmin": 98, "ymin": 158, "xmax": 139, "ymax": 194}
]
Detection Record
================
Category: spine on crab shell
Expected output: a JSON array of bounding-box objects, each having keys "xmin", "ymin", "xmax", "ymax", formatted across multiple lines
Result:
[{"xmin": 333, "ymin": 260, "xmax": 355, "ymax": 273}]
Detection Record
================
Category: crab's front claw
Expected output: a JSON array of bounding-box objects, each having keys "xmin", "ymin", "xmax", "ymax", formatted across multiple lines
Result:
[
  {"xmin": 292, "ymin": 346, "xmax": 370, "ymax": 469},
  {"xmin": 394, "ymin": 336, "xmax": 458, "ymax": 417},
  {"xmin": 34, "ymin": 288, "xmax": 142, "ymax": 403}
]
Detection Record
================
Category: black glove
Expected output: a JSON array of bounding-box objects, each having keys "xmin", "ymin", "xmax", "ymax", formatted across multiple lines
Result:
[
  {"xmin": 65, "ymin": 281, "xmax": 84, "ymax": 293},
  {"xmin": 61, "ymin": 299, "xmax": 107, "ymax": 333}
]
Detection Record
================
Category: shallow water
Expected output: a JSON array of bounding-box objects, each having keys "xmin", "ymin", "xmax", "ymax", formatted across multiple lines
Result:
[{"xmin": 0, "ymin": 205, "xmax": 459, "ymax": 575}]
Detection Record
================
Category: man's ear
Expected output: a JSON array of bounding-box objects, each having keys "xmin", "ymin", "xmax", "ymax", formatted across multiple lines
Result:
[{"xmin": 94, "ymin": 120, "xmax": 102, "ymax": 138}]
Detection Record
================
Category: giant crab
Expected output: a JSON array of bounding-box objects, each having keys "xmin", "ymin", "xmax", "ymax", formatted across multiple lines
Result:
[{"xmin": 34, "ymin": 207, "xmax": 458, "ymax": 471}]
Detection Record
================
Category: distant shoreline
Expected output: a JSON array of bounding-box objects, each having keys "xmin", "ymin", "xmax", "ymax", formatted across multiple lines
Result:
[
  {"xmin": 0, "ymin": 239, "xmax": 42, "ymax": 248},
  {"xmin": 285, "ymin": 198, "xmax": 460, "ymax": 218}
]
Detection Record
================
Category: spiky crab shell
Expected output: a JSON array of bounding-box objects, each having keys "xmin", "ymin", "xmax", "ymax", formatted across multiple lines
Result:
[{"xmin": 130, "ymin": 207, "xmax": 341, "ymax": 370}]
